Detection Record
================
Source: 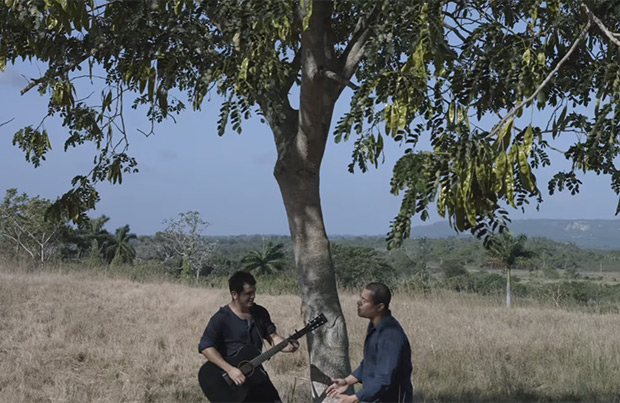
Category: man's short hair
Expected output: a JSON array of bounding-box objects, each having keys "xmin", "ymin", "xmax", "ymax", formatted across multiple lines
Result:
[
  {"xmin": 365, "ymin": 282, "xmax": 391, "ymax": 309},
  {"xmin": 229, "ymin": 271, "xmax": 256, "ymax": 294}
]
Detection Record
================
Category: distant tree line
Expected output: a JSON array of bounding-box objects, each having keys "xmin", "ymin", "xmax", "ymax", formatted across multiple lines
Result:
[{"xmin": 2, "ymin": 188, "xmax": 620, "ymax": 310}]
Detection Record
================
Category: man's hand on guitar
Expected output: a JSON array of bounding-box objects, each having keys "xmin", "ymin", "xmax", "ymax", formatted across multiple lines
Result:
[
  {"xmin": 284, "ymin": 339, "xmax": 299, "ymax": 352},
  {"xmin": 270, "ymin": 333, "xmax": 300, "ymax": 353},
  {"xmin": 226, "ymin": 367, "xmax": 246, "ymax": 386}
]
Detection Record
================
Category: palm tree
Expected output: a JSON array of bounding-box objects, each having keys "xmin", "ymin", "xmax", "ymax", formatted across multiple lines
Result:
[
  {"xmin": 485, "ymin": 232, "xmax": 536, "ymax": 308},
  {"xmin": 103, "ymin": 225, "xmax": 137, "ymax": 265},
  {"xmin": 241, "ymin": 242, "xmax": 287, "ymax": 275},
  {"xmin": 75, "ymin": 215, "xmax": 112, "ymax": 262}
]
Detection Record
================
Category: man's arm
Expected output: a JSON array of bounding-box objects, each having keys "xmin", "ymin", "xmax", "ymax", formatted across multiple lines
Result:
[
  {"xmin": 201, "ymin": 347, "xmax": 246, "ymax": 386},
  {"xmin": 269, "ymin": 332, "xmax": 299, "ymax": 352}
]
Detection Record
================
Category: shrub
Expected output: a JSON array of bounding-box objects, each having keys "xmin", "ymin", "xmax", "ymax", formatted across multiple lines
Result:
[{"xmin": 441, "ymin": 260, "xmax": 469, "ymax": 279}]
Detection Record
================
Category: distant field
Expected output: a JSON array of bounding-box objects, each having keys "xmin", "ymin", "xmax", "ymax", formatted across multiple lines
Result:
[{"xmin": 1, "ymin": 265, "xmax": 619, "ymax": 402}]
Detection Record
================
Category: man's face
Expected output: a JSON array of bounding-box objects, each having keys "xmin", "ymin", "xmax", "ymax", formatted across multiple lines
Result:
[
  {"xmin": 233, "ymin": 283, "xmax": 256, "ymax": 309},
  {"xmin": 357, "ymin": 288, "xmax": 382, "ymax": 319}
]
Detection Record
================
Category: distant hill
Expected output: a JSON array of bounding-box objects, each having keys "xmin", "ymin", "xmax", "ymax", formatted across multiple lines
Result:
[{"xmin": 409, "ymin": 219, "xmax": 620, "ymax": 250}]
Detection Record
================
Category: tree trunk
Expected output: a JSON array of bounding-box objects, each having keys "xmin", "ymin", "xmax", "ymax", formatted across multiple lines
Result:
[
  {"xmin": 259, "ymin": 2, "xmax": 358, "ymax": 399},
  {"xmin": 275, "ymin": 142, "xmax": 351, "ymax": 398},
  {"xmin": 506, "ymin": 267, "xmax": 512, "ymax": 308},
  {"xmin": 268, "ymin": 7, "xmax": 351, "ymax": 394}
]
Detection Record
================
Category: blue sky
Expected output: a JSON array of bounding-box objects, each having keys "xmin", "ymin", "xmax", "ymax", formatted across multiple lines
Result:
[{"xmin": 1, "ymin": 61, "xmax": 618, "ymax": 236}]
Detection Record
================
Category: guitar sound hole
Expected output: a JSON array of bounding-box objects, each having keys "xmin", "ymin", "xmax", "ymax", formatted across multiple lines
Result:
[{"xmin": 239, "ymin": 361, "xmax": 254, "ymax": 377}]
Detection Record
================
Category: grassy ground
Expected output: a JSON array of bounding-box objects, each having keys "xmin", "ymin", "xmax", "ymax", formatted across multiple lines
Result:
[{"xmin": 1, "ymin": 264, "xmax": 619, "ymax": 402}]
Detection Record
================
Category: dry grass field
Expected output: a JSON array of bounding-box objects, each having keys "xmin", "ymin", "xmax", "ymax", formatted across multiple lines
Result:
[{"xmin": 1, "ymin": 264, "xmax": 620, "ymax": 402}]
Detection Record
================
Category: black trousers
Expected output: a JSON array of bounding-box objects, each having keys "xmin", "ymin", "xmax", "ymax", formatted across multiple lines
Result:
[{"xmin": 242, "ymin": 379, "xmax": 282, "ymax": 403}]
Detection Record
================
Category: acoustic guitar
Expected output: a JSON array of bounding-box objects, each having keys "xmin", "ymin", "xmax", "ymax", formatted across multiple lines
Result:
[{"xmin": 198, "ymin": 313, "xmax": 327, "ymax": 402}]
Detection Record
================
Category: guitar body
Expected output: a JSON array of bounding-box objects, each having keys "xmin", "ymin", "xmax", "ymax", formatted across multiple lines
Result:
[{"xmin": 198, "ymin": 344, "xmax": 268, "ymax": 402}]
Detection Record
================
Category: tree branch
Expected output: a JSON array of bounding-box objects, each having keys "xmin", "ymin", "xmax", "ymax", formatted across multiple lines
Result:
[
  {"xmin": 443, "ymin": 22, "xmax": 469, "ymax": 43},
  {"xmin": 582, "ymin": 3, "xmax": 620, "ymax": 47},
  {"xmin": 0, "ymin": 118, "xmax": 15, "ymax": 128},
  {"xmin": 486, "ymin": 19, "xmax": 592, "ymax": 140},
  {"xmin": 339, "ymin": 2, "xmax": 382, "ymax": 80},
  {"xmin": 20, "ymin": 48, "xmax": 97, "ymax": 95},
  {"xmin": 319, "ymin": 67, "xmax": 360, "ymax": 90}
]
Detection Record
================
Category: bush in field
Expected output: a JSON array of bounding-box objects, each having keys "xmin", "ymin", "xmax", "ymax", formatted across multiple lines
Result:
[
  {"xmin": 441, "ymin": 260, "xmax": 469, "ymax": 279},
  {"xmin": 254, "ymin": 272, "xmax": 300, "ymax": 295},
  {"xmin": 331, "ymin": 243, "xmax": 396, "ymax": 289},
  {"xmin": 444, "ymin": 275, "xmax": 471, "ymax": 292},
  {"xmin": 469, "ymin": 272, "xmax": 505, "ymax": 296}
]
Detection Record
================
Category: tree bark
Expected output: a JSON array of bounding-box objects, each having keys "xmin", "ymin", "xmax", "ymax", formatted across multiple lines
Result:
[
  {"xmin": 275, "ymin": 150, "xmax": 351, "ymax": 398},
  {"xmin": 267, "ymin": 93, "xmax": 350, "ymax": 398}
]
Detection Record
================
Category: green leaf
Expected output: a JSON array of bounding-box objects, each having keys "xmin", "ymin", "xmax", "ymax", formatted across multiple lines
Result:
[
  {"xmin": 437, "ymin": 186, "xmax": 447, "ymax": 217},
  {"xmin": 448, "ymin": 101, "xmax": 456, "ymax": 124},
  {"xmin": 523, "ymin": 124, "xmax": 533, "ymax": 155},
  {"xmin": 157, "ymin": 89, "xmax": 168, "ymax": 117},
  {"xmin": 522, "ymin": 48, "xmax": 531, "ymax": 66},
  {"xmin": 302, "ymin": 0, "xmax": 313, "ymax": 31},
  {"xmin": 517, "ymin": 146, "xmax": 534, "ymax": 191},
  {"xmin": 493, "ymin": 152, "xmax": 507, "ymax": 193},
  {"xmin": 494, "ymin": 118, "xmax": 513, "ymax": 152},
  {"xmin": 147, "ymin": 67, "xmax": 156, "ymax": 98},
  {"xmin": 239, "ymin": 58, "xmax": 249, "ymax": 81},
  {"xmin": 384, "ymin": 104, "xmax": 392, "ymax": 135},
  {"xmin": 102, "ymin": 91, "xmax": 112, "ymax": 111},
  {"xmin": 457, "ymin": 106, "xmax": 465, "ymax": 125}
]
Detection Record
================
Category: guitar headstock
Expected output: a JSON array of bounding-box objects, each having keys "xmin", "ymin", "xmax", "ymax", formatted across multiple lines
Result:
[
  {"xmin": 290, "ymin": 313, "xmax": 327, "ymax": 340},
  {"xmin": 307, "ymin": 313, "xmax": 327, "ymax": 331}
]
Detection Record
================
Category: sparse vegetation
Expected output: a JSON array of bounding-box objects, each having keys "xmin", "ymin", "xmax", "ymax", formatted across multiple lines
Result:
[
  {"xmin": 1, "ymin": 263, "xmax": 619, "ymax": 402},
  {"xmin": 1, "ymin": 190, "xmax": 620, "ymax": 400}
]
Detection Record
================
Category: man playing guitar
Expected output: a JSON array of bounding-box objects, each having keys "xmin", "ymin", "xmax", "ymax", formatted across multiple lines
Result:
[{"xmin": 198, "ymin": 271, "xmax": 299, "ymax": 402}]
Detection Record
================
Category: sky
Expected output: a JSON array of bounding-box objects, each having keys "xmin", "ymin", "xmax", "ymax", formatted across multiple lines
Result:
[{"xmin": 1, "ymin": 61, "xmax": 619, "ymax": 237}]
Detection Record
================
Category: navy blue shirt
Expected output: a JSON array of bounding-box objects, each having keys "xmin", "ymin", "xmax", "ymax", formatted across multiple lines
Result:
[
  {"xmin": 198, "ymin": 304, "xmax": 276, "ymax": 357},
  {"xmin": 352, "ymin": 312, "xmax": 413, "ymax": 402}
]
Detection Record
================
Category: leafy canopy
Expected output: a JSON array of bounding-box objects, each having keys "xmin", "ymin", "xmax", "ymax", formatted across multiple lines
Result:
[{"xmin": 2, "ymin": 0, "xmax": 620, "ymax": 247}]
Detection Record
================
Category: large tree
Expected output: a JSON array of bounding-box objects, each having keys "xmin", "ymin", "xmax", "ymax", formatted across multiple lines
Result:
[
  {"xmin": 158, "ymin": 211, "xmax": 217, "ymax": 279},
  {"xmin": 0, "ymin": 188, "xmax": 69, "ymax": 263},
  {"xmin": 2, "ymin": 0, "xmax": 620, "ymax": 395}
]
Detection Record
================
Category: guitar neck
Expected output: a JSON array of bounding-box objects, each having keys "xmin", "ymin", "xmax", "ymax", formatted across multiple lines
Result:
[
  {"xmin": 246, "ymin": 314, "xmax": 326, "ymax": 369},
  {"xmin": 248, "ymin": 338, "xmax": 291, "ymax": 368}
]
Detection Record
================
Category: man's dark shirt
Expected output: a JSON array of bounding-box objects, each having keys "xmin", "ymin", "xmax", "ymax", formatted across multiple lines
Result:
[
  {"xmin": 198, "ymin": 304, "xmax": 276, "ymax": 357},
  {"xmin": 352, "ymin": 312, "xmax": 413, "ymax": 402}
]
